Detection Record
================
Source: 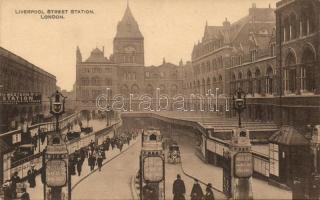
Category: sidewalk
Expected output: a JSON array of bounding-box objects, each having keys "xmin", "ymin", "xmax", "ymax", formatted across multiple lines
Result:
[
  {"xmin": 180, "ymin": 151, "xmax": 292, "ymax": 199},
  {"xmin": 27, "ymin": 136, "xmax": 139, "ymax": 200}
]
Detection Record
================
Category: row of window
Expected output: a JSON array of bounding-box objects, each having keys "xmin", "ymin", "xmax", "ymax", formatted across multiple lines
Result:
[
  {"xmin": 192, "ymin": 39, "xmax": 223, "ymax": 59},
  {"xmin": 282, "ymin": 9, "xmax": 317, "ymax": 42},
  {"xmin": 124, "ymin": 72, "xmax": 137, "ymax": 80},
  {"xmin": 80, "ymin": 67, "xmax": 112, "ymax": 73},
  {"xmin": 194, "ymin": 56, "xmax": 224, "ymax": 75},
  {"xmin": 80, "ymin": 77, "xmax": 112, "ymax": 86}
]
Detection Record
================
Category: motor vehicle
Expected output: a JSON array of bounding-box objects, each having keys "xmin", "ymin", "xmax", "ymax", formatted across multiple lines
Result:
[
  {"xmin": 11, "ymin": 144, "xmax": 34, "ymax": 163},
  {"xmin": 81, "ymin": 127, "xmax": 93, "ymax": 134}
]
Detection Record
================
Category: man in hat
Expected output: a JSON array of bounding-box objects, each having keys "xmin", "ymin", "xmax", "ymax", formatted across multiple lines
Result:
[
  {"xmin": 204, "ymin": 183, "xmax": 215, "ymax": 200},
  {"xmin": 173, "ymin": 174, "xmax": 186, "ymax": 200},
  {"xmin": 10, "ymin": 171, "xmax": 20, "ymax": 198},
  {"xmin": 27, "ymin": 163, "xmax": 37, "ymax": 188},
  {"xmin": 191, "ymin": 178, "xmax": 203, "ymax": 200}
]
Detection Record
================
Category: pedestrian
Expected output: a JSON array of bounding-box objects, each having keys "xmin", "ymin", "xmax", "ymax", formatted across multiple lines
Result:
[
  {"xmin": 20, "ymin": 187, "xmax": 30, "ymax": 200},
  {"xmin": 27, "ymin": 164, "xmax": 36, "ymax": 188},
  {"xmin": 118, "ymin": 140, "xmax": 123, "ymax": 152},
  {"xmin": 90, "ymin": 150, "xmax": 96, "ymax": 171},
  {"xmin": 204, "ymin": 183, "xmax": 215, "ymax": 200},
  {"xmin": 101, "ymin": 147, "xmax": 106, "ymax": 160},
  {"xmin": 111, "ymin": 138, "xmax": 115, "ymax": 149},
  {"xmin": 173, "ymin": 174, "xmax": 186, "ymax": 200},
  {"xmin": 105, "ymin": 137, "xmax": 111, "ymax": 151},
  {"xmin": 97, "ymin": 150, "xmax": 103, "ymax": 171},
  {"xmin": 2, "ymin": 180, "xmax": 12, "ymax": 200},
  {"xmin": 11, "ymin": 171, "xmax": 20, "ymax": 198},
  {"xmin": 190, "ymin": 179, "xmax": 203, "ymax": 200},
  {"xmin": 69, "ymin": 156, "xmax": 76, "ymax": 176},
  {"xmin": 76, "ymin": 157, "xmax": 82, "ymax": 176},
  {"xmin": 80, "ymin": 148, "xmax": 86, "ymax": 162}
]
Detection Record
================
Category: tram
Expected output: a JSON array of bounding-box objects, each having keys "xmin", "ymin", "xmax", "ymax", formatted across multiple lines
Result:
[{"xmin": 139, "ymin": 128, "xmax": 165, "ymax": 200}]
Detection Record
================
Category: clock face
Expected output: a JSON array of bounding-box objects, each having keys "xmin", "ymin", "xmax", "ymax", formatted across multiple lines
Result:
[{"xmin": 124, "ymin": 46, "xmax": 136, "ymax": 53}]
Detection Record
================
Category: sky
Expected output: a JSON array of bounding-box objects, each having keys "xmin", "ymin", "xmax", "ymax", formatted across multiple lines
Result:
[{"xmin": 0, "ymin": 0, "xmax": 277, "ymax": 91}]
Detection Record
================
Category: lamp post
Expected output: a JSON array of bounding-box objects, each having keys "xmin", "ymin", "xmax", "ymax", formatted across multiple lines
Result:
[
  {"xmin": 229, "ymin": 88, "xmax": 252, "ymax": 199},
  {"xmin": 232, "ymin": 88, "xmax": 246, "ymax": 128},
  {"xmin": 44, "ymin": 90, "xmax": 70, "ymax": 200}
]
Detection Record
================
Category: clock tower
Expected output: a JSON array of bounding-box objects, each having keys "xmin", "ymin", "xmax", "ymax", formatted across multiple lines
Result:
[{"xmin": 113, "ymin": 5, "xmax": 144, "ymax": 66}]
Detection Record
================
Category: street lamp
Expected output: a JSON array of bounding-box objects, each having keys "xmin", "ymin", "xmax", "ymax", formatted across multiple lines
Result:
[
  {"xmin": 44, "ymin": 90, "xmax": 70, "ymax": 200},
  {"xmin": 49, "ymin": 91, "xmax": 66, "ymax": 131},
  {"xmin": 232, "ymin": 88, "xmax": 246, "ymax": 128}
]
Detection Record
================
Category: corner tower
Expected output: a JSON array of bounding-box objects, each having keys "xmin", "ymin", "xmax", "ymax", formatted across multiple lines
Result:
[{"xmin": 113, "ymin": 5, "xmax": 144, "ymax": 66}]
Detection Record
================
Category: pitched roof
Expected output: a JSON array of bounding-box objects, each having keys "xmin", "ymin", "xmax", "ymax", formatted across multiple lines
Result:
[
  {"xmin": 85, "ymin": 48, "xmax": 109, "ymax": 63},
  {"xmin": 115, "ymin": 6, "xmax": 143, "ymax": 39},
  {"xmin": 269, "ymin": 126, "xmax": 309, "ymax": 146}
]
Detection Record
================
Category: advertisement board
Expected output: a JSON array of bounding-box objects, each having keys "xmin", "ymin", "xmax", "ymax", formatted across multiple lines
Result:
[
  {"xmin": 46, "ymin": 160, "xmax": 67, "ymax": 187},
  {"xmin": 143, "ymin": 156, "xmax": 164, "ymax": 182},
  {"xmin": 0, "ymin": 92, "xmax": 41, "ymax": 104},
  {"xmin": 234, "ymin": 152, "xmax": 253, "ymax": 178}
]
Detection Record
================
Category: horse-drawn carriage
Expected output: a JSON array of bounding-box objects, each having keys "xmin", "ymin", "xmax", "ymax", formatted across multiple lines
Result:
[{"xmin": 167, "ymin": 143, "xmax": 181, "ymax": 164}]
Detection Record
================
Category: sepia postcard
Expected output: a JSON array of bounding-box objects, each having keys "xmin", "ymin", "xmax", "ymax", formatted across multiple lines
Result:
[{"xmin": 0, "ymin": 0, "xmax": 319, "ymax": 199}]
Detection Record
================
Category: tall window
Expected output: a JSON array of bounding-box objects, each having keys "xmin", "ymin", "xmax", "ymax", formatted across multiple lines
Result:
[
  {"xmin": 266, "ymin": 67, "xmax": 273, "ymax": 94},
  {"xmin": 255, "ymin": 69, "xmax": 261, "ymax": 94},
  {"xmin": 270, "ymin": 44, "xmax": 276, "ymax": 57},
  {"xmin": 251, "ymin": 50, "xmax": 257, "ymax": 62},
  {"xmin": 247, "ymin": 71, "xmax": 253, "ymax": 95},
  {"xmin": 284, "ymin": 52, "xmax": 297, "ymax": 93},
  {"xmin": 301, "ymin": 48, "xmax": 316, "ymax": 92}
]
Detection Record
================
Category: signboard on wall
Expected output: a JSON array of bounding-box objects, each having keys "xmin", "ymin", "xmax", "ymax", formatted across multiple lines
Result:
[
  {"xmin": 46, "ymin": 160, "xmax": 67, "ymax": 187},
  {"xmin": 234, "ymin": 152, "xmax": 253, "ymax": 178},
  {"xmin": 0, "ymin": 92, "xmax": 41, "ymax": 104},
  {"xmin": 143, "ymin": 156, "xmax": 164, "ymax": 182}
]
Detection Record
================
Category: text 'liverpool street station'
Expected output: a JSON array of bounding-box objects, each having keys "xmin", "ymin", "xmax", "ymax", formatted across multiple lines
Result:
[{"xmin": 0, "ymin": 0, "xmax": 320, "ymax": 199}]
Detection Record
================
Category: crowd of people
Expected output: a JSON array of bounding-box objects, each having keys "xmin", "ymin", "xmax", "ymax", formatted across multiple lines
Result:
[
  {"xmin": 1, "ymin": 129, "xmax": 139, "ymax": 199},
  {"xmin": 68, "ymin": 130, "xmax": 139, "ymax": 175},
  {"xmin": 173, "ymin": 174, "xmax": 215, "ymax": 200},
  {"xmin": 2, "ymin": 168, "xmax": 32, "ymax": 200}
]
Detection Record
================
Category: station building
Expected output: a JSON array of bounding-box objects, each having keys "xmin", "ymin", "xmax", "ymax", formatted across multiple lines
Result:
[
  {"xmin": 0, "ymin": 47, "xmax": 57, "ymax": 133},
  {"xmin": 187, "ymin": 2, "xmax": 320, "ymax": 129},
  {"xmin": 75, "ymin": 5, "xmax": 184, "ymax": 112}
]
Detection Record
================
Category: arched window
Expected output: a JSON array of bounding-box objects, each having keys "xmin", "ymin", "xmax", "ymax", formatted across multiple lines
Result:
[
  {"xmin": 120, "ymin": 85, "xmax": 129, "ymax": 96},
  {"xmin": 206, "ymin": 77, "xmax": 211, "ymax": 93},
  {"xmin": 202, "ymin": 79, "xmax": 206, "ymax": 95},
  {"xmin": 289, "ymin": 13, "xmax": 298, "ymax": 40},
  {"xmin": 255, "ymin": 69, "xmax": 261, "ymax": 94},
  {"xmin": 146, "ymin": 84, "xmax": 154, "ymax": 95},
  {"xmin": 301, "ymin": 47, "xmax": 316, "ymax": 92},
  {"xmin": 285, "ymin": 51, "xmax": 297, "ymax": 93},
  {"xmin": 238, "ymin": 72, "xmax": 243, "ymax": 89},
  {"xmin": 231, "ymin": 73, "xmax": 236, "ymax": 93},
  {"xmin": 284, "ymin": 17, "xmax": 290, "ymax": 41},
  {"xmin": 301, "ymin": 6, "xmax": 316, "ymax": 36},
  {"xmin": 170, "ymin": 84, "xmax": 178, "ymax": 96},
  {"xmin": 266, "ymin": 67, "xmax": 273, "ymax": 94},
  {"xmin": 247, "ymin": 70, "xmax": 253, "ymax": 95}
]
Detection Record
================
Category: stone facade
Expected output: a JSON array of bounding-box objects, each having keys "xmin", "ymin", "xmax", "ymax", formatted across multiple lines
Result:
[
  {"xmin": 0, "ymin": 47, "xmax": 57, "ymax": 133},
  {"xmin": 186, "ymin": 2, "xmax": 320, "ymax": 128},
  {"xmin": 75, "ymin": 6, "xmax": 184, "ymax": 112}
]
